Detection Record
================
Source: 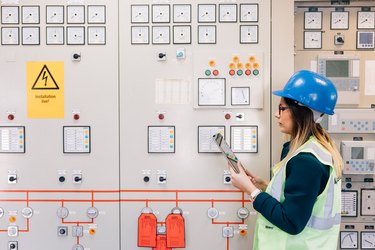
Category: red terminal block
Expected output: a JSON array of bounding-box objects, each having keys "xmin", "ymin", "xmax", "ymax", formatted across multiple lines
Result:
[
  {"xmin": 225, "ymin": 113, "xmax": 231, "ymax": 120},
  {"xmin": 8, "ymin": 114, "xmax": 14, "ymax": 120},
  {"xmin": 73, "ymin": 114, "xmax": 80, "ymax": 120},
  {"xmin": 213, "ymin": 69, "xmax": 219, "ymax": 76},
  {"xmin": 158, "ymin": 114, "xmax": 165, "ymax": 120}
]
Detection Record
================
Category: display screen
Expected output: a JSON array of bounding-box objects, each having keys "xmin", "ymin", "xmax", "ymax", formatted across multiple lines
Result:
[
  {"xmin": 351, "ymin": 147, "xmax": 364, "ymax": 159},
  {"xmin": 326, "ymin": 60, "xmax": 349, "ymax": 77}
]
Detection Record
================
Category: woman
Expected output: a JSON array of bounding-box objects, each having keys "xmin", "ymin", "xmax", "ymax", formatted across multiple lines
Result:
[{"xmin": 229, "ymin": 70, "xmax": 343, "ymax": 250}]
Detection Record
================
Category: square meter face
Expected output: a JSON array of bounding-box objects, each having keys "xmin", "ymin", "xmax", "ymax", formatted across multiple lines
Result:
[{"xmin": 198, "ymin": 78, "xmax": 225, "ymax": 106}]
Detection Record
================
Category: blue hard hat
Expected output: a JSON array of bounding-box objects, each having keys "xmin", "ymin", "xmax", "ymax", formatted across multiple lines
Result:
[{"xmin": 273, "ymin": 70, "xmax": 337, "ymax": 115}]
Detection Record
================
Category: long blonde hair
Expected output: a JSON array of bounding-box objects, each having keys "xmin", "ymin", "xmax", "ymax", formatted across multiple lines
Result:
[{"xmin": 278, "ymin": 98, "xmax": 343, "ymax": 178}]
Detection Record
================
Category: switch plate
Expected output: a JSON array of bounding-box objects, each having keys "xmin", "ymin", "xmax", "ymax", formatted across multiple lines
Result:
[
  {"xmin": 222, "ymin": 226, "xmax": 234, "ymax": 237},
  {"xmin": 72, "ymin": 174, "xmax": 82, "ymax": 184},
  {"xmin": 8, "ymin": 174, "xmax": 17, "ymax": 184},
  {"xmin": 157, "ymin": 174, "xmax": 167, "ymax": 184},
  {"xmin": 8, "ymin": 241, "xmax": 18, "ymax": 250},
  {"xmin": 57, "ymin": 226, "xmax": 68, "ymax": 237}
]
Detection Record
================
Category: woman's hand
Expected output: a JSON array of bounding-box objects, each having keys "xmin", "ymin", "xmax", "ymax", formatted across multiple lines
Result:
[
  {"xmin": 228, "ymin": 162, "xmax": 257, "ymax": 194},
  {"xmin": 242, "ymin": 167, "xmax": 269, "ymax": 192}
]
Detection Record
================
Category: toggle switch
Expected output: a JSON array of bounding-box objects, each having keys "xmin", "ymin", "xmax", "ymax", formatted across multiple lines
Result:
[
  {"xmin": 157, "ymin": 174, "xmax": 167, "ymax": 184},
  {"xmin": 72, "ymin": 52, "xmax": 81, "ymax": 61},
  {"xmin": 223, "ymin": 174, "xmax": 232, "ymax": 184},
  {"xmin": 157, "ymin": 52, "xmax": 167, "ymax": 61},
  {"xmin": 57, "ymin": 226, "xmax": 68, "ymax": 237},
  {"xmin": 335, "ymin": 34, "xmax": 345, "ymax": 45},
  {"xmin": 8, "ymin": 241, "xmax": 18, "ymax": 250},
  {"xmin": 73, "ymin": 174, "xmax": 82, "ymax": 184},
  {"xmin": 8, "ymin": 174, "xmax": 17, "ymax": 184}
]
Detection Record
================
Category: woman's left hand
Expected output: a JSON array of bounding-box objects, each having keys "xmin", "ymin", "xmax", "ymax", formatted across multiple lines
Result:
[{"xmin": 228, "ymin": 161, "xmax": 258, "ymax": 194}]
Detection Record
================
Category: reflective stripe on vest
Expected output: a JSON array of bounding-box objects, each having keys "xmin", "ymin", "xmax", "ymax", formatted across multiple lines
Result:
[{"xmin": 269, "ymin": 140, "xmax": 340, "ymax": 230}]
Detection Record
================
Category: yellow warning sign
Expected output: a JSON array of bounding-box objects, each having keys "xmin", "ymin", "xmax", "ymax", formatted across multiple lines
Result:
[{"xmin": 27, "ymin": 62, "xmax": 64, "ymax": 118}]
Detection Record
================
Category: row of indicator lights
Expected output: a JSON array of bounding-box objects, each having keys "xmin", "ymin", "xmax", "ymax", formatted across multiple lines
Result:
[
  {"xmin": 6, "ymin": 114, "xmax": 81, "ymax": 120},
  {"xmin": 204, "ymin": 68, "xmax": 259, "ymax": 76}
]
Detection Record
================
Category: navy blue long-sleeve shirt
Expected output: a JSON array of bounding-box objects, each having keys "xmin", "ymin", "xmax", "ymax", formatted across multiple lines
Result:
[{"xmin": 253, "ymin": 141, "xmax": 330, "ymax": 235}]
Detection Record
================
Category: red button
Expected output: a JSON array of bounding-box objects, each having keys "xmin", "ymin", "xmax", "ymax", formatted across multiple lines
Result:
[
  {"xmin": 213, "ymin": 70, "xmax": 219, "ymax": 76},
  {"xmin": 245, "ymin": 69, "xmax": 251, "ymax": 75},
  {"xmin": 229, "ymin": 70, "xmax": 235, "ymax": 76},
  {"xmin": 8, "ymin": 114, "xmax": 14, "ymax": 120},
  {"xmin": 73, "ymin": 114, "xmax": 80, "ymax": 120},
  {"xmin": 225, "ymin": 114, "xmax": 231, "ymax": 120},
  {"xmin": 158, "ymin": 114, "xmax": 165, "ymax": 120}
]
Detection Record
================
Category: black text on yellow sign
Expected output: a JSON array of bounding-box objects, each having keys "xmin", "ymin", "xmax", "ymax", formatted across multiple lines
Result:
[{"xmin": 27, "ymin": 62, "xmax": 64, "ymax": 118}]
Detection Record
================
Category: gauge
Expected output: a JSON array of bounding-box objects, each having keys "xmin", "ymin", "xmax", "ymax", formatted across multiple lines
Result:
[
  {"xmin": 22, "ymin": 27, "xmax": 40, "ymax": 45},
  {"xmin": 131, "ymin": 5, "xmax": 149, "ymax": 23},
  {"xmin": 131, "ymin": 26, "xmax": 149, "ymax": 44},
  {"xmin": 240, "ymin": 4, "xmax": 258, "ymax": 22},
  {"xmin": 87, "ymin": 5, "xmax": 106, "ymax": 24},
  {"xmin": 304, "ymin": 31, "xmax": 322, "ymax": 49},
  {"xmin": 22, "ymin": 6, "xmax": 40, "ymax": 24},
  {"xmin": 304, "ymin": 11, "xmax": 322, "ymax": 30},
  {"xmin": 88, "ymin": 26, "xmax": 106, "ymax": 45},
  {"xmin": 173, "ymin": 25, "xmax": 191, "ymax": 44},
  {"xmin": 67, "ymin": 5, "xmax": 85, "ymax": 24},
  {"xmin": 340, "ymin": 231, "xmax": 358, "ymax": 249},
  {"xmin": 46, "ymin": 5, "xmax": 64, "ymax": 24},
  {"xmin": 1, "ymin": 6, "xmax": 19, "ymax": 24},
  {"xmin": 198, "ymin": 25, "xmax": 216, "ymax": 44},
  {"xmin": 232, "ymin": 87, "xmax": 250, "ymax": 105},
  {"xmin": 362, "ymin": 232, "xmax": 375, "ymax": 249},
  {"xmin": 240, "ymin": 25, "xmax": 258, "ymax": 44},
  {"xmin": 198, "ymin": 4, "xmax": 216, "ymax": 23},
  {"xmin": 66, "ymin": 26, "xmax": 85, "ymax": 45},
  {"xmin": 152, "ymin": 26, "xmax": 170, "ymax": 44},
  {"xmin": 198, "ymin": 78, "xmax": 225, "ymax": 106},
  {"xmin": 46, "ymin": 26, "xmax": 64, "ymax": 45},
  {"xmin": 152, "ymin": 4, "xmax": 170, "ymax": 23},
  {"xmin": 357, "ymin": 11, "xmax": 375, "ymax": 29},
  {"xmin": 173, "ymin": 4, "xmax": 191, "ymax": 23},
  {"xmin": 331, "ymin": 11, "xmax": 349, "ymax": 30},
  {"xmin": 1, "ymin": 27, "xmax": 19, "ymax": 45},
  {"xmin": 219, "ymin": 4, "xmax": 237, "ymax": 23}
]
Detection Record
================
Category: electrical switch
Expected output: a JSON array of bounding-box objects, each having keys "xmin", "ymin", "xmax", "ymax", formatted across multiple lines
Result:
[
  {"xmin": 8, "ymin": 241, "xmax": 18, "ymax": 250},
  {"xmin": 176, "ymin": 48, "xmax": 186, "ymax": 59},
  {"xmin": 59, "ymin": 176, "xmax": 66, "ymax": 183},
  {"xmin": 157, "ymin": 174, "xmax": 167, "ymax": 184},
  {"xmin": 73, "ymin": 174, "xmax": 82, "ymax": 184},
  {"xmin": 72, "ymin": 226, "xmax": 83, "ymax": 237},
  {"xmin": 72, "ymin": 52, "xmax": 81, "ymax": 61},
  {"xmin": 223, "ymin": 174, "xmax": 231, "ymax": 184},
  {"xmin": 57, "ymin": 226, "xmax": 68, "ymax": 237},
  {"xmin": 222, "ymin": 226, "xmax": 234, "ymax": 238},
  {"xmin": 157, "ymin": 52, "xmax": 167, "ymax": 61},
  {"xmin": 8, "ymin": 174, "xmax": 17, "ymax": 184},
  {"xmin": 8, "ymin": 226, "xmax": 18, "ymax": 237},
  {"xmin": 334, "ymin": 34, "xmax": 345, "ymax": 45}
]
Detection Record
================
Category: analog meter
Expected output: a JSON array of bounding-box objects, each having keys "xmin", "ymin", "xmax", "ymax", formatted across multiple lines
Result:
[
  {"xmin": 304, "ymin": 31, "xmax": 322, "ymax": 49},
  {"xmin": 131, "ymin": 5, "xmax": 149, "ymax": 23},
  {"xmin": 361, "ymin": 232, "xmax": 375, "ymax": 249},
  {"xmin": 131, "ymin": 26, "xmax": 149, "ymax": 44},
  {"xmin": 22, "ymin": 27, "xmax": 40, "ymax": 45},
  {"xmin": 198, "ymin": 25, "xmax": 216, "ymax": 44},
  {"xmin": 22, "ymin": 6, "xmax": 40, "ymax": 24},
  {"xmin": 198, "ymin": 4, "xmax": 216, "ymax": 23},
  {"xmin": 304, "ymin": 11, "xmax": 322, "ymax": 30},
  {"xmin": 240, "ymin": 4, "xmax": 258, "ymax": 22},
  {"xmin": 219, "ymin": 4, "xmax": 237, "ymax": 23},
  {"xmin": 173, "ymin": 4, "xmax": 191, "ymax": 23},
  {"xmin": 357, "ymin": 11, "xmax": 375, "ymax": 29},
  {"xmin": 331, "ymin": 11, "xmax": 349, "ymax": 30},
  {"xmin": 1, "ymin": 6, "xmax": 19, "ymax": 24},
  {"xmin": 67, "ymin": 5, "xmax": 85, "ymax": 24},
  {"xmin": 340, "ymin": 231, "xmax": 358, "ymax": 249},
  {"xmin": 152, "ymin": 4, "xmax": 170, "ymax": 23},
  {"xmin": 46, "ymin": 27, "xmax": 64, "ymax": 45},
  {"xmin": 152, "ymin": 26, "xmax": 170, "ymax": 44},
  {"xmin": 1, "ymin": 27, "xmax": 19, "ymax": 45},
  {"xmin": 198, "ymin": 78, "xmax": 225, "ymax": 106},
  {"xmin": 87, "ymin": 5, "xmax": 106, "ymax": 24},
  {"xmin": 46, "ymin": 5, "xmax": 64, "ymax": 24}
]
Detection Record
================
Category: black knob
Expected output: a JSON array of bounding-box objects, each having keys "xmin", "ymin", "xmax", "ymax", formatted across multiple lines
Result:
[
  {"xmin": 346, "ymin": 182, "xmax": 352, "ymax": 189},
  {"xmin": 74, "ymin": 176, "xmax": 82, "ymax": 182},
  {"xmin": 10, "ymin": 244, "xmax": 16, "ymax": 249},
  {"xmin": 337, "ymin": 37, "xmax": 344, "ymax": 43},
  {"xmin": 159, "ymin": 176, "xmax": 166, "ymax": 182},
  {"xmin": 158, "ymin": 53, "xmax": 166, "ymax": 59},
  {"xmin": 9, "ymin": 176, "xmax": 17, "ymax": 182},
  {"xmin": 73, "ymin": 53, "xmax": 81, "ymax": 59},
  {"xmin": 236, "ymin": 114, "xmax": 243, "ymax": 119},
  {"xmin": 59, "ymin": 176, "xmax": 66, "ymax": 183},
  {"xmin": 59, "ymin": 228, "xmax": 66, "ymax": 234},
  {"xmin": 225, "ymin": 176, "xmax": 231, "ymax": 182},
  {"xmin": 143, "ymin": 176, "xmax": 150, "ymax": 182}
]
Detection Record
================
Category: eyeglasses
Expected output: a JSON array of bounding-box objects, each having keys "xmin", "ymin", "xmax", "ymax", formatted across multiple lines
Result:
[{"xmin": 278, "ymin": 104, "xmax": 290, "ymax": 115}]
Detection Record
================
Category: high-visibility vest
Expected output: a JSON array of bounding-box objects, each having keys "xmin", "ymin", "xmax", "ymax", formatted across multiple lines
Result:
[{"xmin": 253, "ymin": 136, "xmax": 341, "ymax": 250}]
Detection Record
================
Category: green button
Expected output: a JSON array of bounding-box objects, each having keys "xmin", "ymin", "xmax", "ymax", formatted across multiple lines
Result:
[
  {"xmin": 205, "ymin": 70, "xmax": 211, "ymax": 76},
  {"xmin": 237, "ymin": 70, "xmax": 243, "ymax": 76},
  {"xmin": 253, "ymin": 69, "xmax": 259, "ymax": 75}
]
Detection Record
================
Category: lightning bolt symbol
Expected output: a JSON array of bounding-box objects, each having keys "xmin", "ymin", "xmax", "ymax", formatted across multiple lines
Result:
[{"xmin": 42, "ymin": 71, "xmax": 48, "ymax": 86}]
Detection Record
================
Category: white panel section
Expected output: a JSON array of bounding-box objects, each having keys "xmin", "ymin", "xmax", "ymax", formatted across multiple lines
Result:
[{"xmin": 365, "ymin": 60, "xmax": 375, "ymax": 95}]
